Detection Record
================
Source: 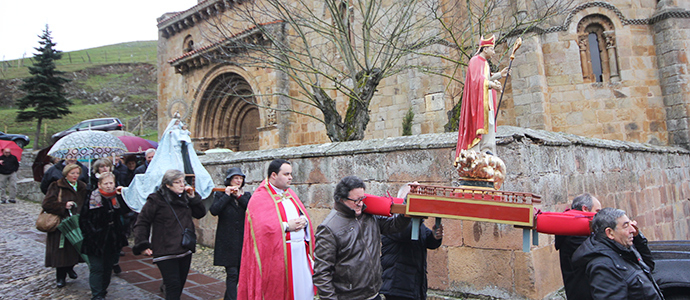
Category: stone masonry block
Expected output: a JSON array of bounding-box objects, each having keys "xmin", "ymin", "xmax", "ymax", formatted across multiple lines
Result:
[
  {"xmin": 515, "ymin": 245, "xmax": 563, "ymax": 300},
  {"xmin": 461, "ymin": 221, "xmax": 523, "ymax": 250},
  {"xmin": 427, "ymin": 247, "xmax": 449, "ymax": 290},
  {"xmin": 447, "ymin": 247, "xmax": 515, "ymax": 296}
]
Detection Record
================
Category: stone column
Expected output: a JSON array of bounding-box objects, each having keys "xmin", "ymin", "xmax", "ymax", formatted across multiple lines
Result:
[
  {"xmin": 603, "ymin": 31, "xmax": 620, "ymax": 82},
  {"xmin": 653, "ymin": 7, "xmax": 690, "ymax": 149},
  {"xmin": 578, "ymin": 35, "xmax": 591, "ymax": 82},
  {"xmin": 510, "ymin": 35, "xmax": 551, "ymax": 130}
]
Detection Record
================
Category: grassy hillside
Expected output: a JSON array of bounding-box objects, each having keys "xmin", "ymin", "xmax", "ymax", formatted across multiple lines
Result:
[
  {"xmin": 0, "ymin": 41, "xmax": 160, "ymax": 149},
  {"xmin": 0, "ymin": 103, "xmax": 158, "ymax": 150},
  {"xmin": 0, "ymin": 41, "xmax": 157, "ymax": 80}
]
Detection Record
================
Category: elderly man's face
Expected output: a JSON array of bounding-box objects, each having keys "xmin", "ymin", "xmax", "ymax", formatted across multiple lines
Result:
[
  {"xmin": 2, "ymin": 149, "xmax": 11, "ymax": 156},
  {"xmin": 607, "ymin": 215, "xmax": 637, "ymax": 248},
  {"xmin": 145, "ymin": 151, "xmax": 155, "ymax": 163},
  {"xmin": 584, "ymin": 198, "xmax": 602, "ymax": 213}
]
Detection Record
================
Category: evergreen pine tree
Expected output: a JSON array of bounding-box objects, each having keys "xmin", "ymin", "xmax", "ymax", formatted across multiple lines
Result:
[{"xmin": 16, "ymin": 25, "xmax": 72, "ymax": 149}]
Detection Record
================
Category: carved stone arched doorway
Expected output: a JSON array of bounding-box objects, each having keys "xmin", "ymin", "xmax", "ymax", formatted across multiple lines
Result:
[{"xmin": 194, "ymin": 72, "xmax": 260, "ymax": 151}]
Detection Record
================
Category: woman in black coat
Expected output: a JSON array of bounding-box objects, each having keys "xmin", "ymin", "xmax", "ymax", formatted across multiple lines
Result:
[
  {"xmin": 79, "ymin": 172, "xmax": 129, "ymax": 300},
  {"xmin": 209, "ymin": 167, "xmax": 251, "ymax": 300},
  {"xmin": 132, "ymin": 169, "xmax": 207, "ymax": 300}
]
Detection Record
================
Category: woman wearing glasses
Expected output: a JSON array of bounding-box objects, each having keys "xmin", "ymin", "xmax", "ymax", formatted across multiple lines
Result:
[
  {"xmin": 132, "ymin": 169, "xmax": 207, "ymax": 300},
  {"xmin": 210, "ymin": 167, "xmax": 252, "ymax": 300}
]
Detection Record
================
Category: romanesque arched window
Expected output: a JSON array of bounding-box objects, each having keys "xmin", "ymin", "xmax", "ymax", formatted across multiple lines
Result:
[
  {"xmin": 183, "ymin": 35, "xmax": 194, "ymax": 53},
  {"xmin": 577, "ymin": 15, "xmax": 620, "ymax": 83}
]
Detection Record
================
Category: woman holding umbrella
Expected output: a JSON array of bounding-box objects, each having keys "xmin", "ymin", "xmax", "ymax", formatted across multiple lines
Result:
[
  {"xmin": 132, "ymin": 169, "xmax": 206, "ymax": 300},
  {"xmin": 43, "ymin": 163, "xmax": 87, "ymax": 288},
  {"xmin": 79, "ymin": 172, "xmax": 128, "ymax": 300}
]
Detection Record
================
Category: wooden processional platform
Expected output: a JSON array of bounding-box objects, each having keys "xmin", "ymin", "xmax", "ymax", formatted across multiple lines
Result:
[{"xmin": 392, "ymin": 184, "xmax": 542, "ymax": 252}]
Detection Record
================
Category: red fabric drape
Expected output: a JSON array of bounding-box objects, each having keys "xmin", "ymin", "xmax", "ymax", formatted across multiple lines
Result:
[
  {"xmin": 456, "ymin": 55, "xmax": 497, "ymax": 158},
  {"xmin": 237, "ymin": 179, "xmax": 315, "ymax": 300}
]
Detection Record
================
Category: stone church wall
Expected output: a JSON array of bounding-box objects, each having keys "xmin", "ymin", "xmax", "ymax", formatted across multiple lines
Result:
[
  {"xmin": 194, "ymin": 125, "xmax": 690, "ymax": 299},
  {"xmin": 157, "ymin": 0, "xmax": 690, "ymax": 152}
]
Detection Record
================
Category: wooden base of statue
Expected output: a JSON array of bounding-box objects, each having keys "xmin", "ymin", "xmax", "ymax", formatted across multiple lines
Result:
[{"xmin": 393, "ymin": 183, "xmax": 542, "ymax": 252}]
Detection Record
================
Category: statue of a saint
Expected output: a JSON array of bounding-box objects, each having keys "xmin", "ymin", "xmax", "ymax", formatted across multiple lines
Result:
[{"xmin": 456, "ymin": 35, "xmax": 509, "ymax": 157}]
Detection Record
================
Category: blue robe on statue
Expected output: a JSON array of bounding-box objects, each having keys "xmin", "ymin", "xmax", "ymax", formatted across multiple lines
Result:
[{"xmin": 122, "ymin": 119, "xmax": 214, "ymax": 212}]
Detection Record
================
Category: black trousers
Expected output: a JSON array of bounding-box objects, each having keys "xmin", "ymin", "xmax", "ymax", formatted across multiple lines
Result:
[
  {"xmin": 155, "ymin": 254, "xmax": 192, "ymax": 300},
  {"xmin": 88, "ymin": 247, "xmax": 119, "ymax": 299},
  {"xmin": 224, "ymin": 266, "xmax": 239, "ymax": 300},
  {"xmin": 55, "ymin": 265, "xmax": 75, "ymax": 280}
]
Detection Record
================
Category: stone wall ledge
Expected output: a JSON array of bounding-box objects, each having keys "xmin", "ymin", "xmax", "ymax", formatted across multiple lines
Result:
[{"xmin": 200, "ymin": 125, "xmax": 689, "ymax": 166}]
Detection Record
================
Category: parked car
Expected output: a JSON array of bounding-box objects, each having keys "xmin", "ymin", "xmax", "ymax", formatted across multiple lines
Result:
[
  {"xmin": 51, "ymin": 117, "xmax": 124, "ymax": 143},
  {"xmin": 649, "ymin": 240, "xmax": 690, "ymax": 300},
  {"xmin": 0, "ymin": 131, "xmax": 30, "ymax": 148}
]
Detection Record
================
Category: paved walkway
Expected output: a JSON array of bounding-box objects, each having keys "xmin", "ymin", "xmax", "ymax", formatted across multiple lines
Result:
[{"xmin": 0, "ymin": 198, "xmax": 225, "ymax": 300}]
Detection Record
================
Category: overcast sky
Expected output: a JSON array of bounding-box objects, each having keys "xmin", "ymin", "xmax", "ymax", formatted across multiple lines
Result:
[{"xmin": 0, "ymin": 0, "xmax": 198, "ymax": 61}]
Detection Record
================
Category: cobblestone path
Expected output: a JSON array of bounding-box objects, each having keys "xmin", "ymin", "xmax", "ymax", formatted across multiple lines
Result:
[{"xmin": 0, "ymin": 199, "xmax": 158, "ymax": 300}]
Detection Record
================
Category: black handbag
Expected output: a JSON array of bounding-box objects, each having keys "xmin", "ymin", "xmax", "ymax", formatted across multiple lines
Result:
[{"xmin": 165, "ymin": 199, "xmax": 197, "ymax": 253}]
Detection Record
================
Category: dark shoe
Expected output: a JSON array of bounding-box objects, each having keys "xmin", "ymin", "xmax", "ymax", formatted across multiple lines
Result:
[
  {"xmin": 0, "ymin": 200, "xmax": 5, "ymax": 204},
  {"xmin": 8, "ymin": 199, "xmax": 16, "ymax": 203},
  {"xmin": 56, "ymin": 278, "xmax": 66, "ymax": 288},
  {"xmin": 113, "ymin": 264, "xmax": 121, "ymax": 275},
  {"xmin": 67, "ymin": 269, "xmax": 78, "ymax": 279},
  {"xmin": 92, "ymin": 296, "xmax": 105, "ymax": 300}
]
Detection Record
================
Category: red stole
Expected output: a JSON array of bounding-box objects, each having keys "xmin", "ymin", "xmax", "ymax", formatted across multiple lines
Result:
[
  {"xmin": 456, "ymin": 55, "xmax": 497, "ymax": 157},
  {"xmin": 237, "ymin": 179, "xmax": 315, "ymax": 300}
]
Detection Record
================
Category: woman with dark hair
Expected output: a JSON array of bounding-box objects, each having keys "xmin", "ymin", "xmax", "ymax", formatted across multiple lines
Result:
[
  {"xmin": 132, "ymin": 169, "xmax": 207, "ymax": 300},
  {"xmin": 79, "ymin": 172, "xmax": 129, "ymax": 300},
  {"xmin": 210, "ymin": 167, "xmax": 252, "ymax": 300},
  {"xmin": 43, "ymin": 163, "xmax": 88, "ymax": 288}
]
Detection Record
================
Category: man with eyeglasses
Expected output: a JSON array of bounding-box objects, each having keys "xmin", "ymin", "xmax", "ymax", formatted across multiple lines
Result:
[{"xmin": 313, "ymin": 176, "xmax": 410, "ymax": 300}]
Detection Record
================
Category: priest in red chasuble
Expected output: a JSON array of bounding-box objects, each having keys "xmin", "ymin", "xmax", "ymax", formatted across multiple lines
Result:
[
  {"xmin": 238, "ymin": 159, "xmax": 315, "ymax": 300},
  {"xmin": 456, "ymin": 35, "xmax": 509, "ymax": 158}
]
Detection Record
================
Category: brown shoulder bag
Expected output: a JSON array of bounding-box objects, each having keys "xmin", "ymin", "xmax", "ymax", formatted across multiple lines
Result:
[{"xmin": 36, "ymin": 189, "xmax": 63, "ymax": 233}]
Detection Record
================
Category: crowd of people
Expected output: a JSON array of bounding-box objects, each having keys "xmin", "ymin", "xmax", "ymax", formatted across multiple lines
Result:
[{"xmin": 32, "ymin": 150, "xmax": 665, "ymax": 300}]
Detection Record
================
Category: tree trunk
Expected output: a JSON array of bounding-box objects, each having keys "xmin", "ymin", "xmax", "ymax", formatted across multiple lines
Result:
[
  {"xmin": 343, "ymin": 68, "xmax": 383, "ymax": 141},
  {"xmin": 315, "ymin": 69, "xmax": 383, "ymax": 142},
  {"xmin": 34, "ymin": 118, "xmax": 42, "ymax": 150}
]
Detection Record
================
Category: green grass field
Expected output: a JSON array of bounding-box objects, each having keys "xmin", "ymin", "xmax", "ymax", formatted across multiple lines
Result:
[
  {"xmin": 0, "ymin": 41, "xmax": 159, "ymax": 149},
  {"xmin": 0, "ymin": 41, "xmax": 157, "ymax": 80},
  {"xmin": 0, "ymin": 104, "xmax": 158, "ymax": 150}
]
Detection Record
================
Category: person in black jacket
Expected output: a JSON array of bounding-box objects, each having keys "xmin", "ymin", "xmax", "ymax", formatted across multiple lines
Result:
[
  {"xmin": 134, "ymin": 149, "xmax": 155, "ymax": 175},
  {"xmin": 132, "ymin": 169, "xmax": 206, "ymax": 300},
  {"xmin": 554, "ymin": 193, "xmax": 601, "ymax": 300},
  {"xmin": 209, "ymin": 167, "xmax": 251, "ymax": 300},
  {"xmin": 380, "ymin": 184, "xmax": 443, "ymax": 300},
  {"xmin": 0, "ymin": 148, "xmax": 19, "ymax": 203},
  {"xmin": 41, "ymin": 159, "xmax": 89, "ymax": 194},
  {"xmin": 79, "ymin": 172, "xmax": 129, "ymax": 300},
  {"xmin": 572, "ymin": 208, "xmax": 663, "ymax": 300},
  {"xmin": 119, "ymin": 156, "xmax": 138, "ymax": 187}
]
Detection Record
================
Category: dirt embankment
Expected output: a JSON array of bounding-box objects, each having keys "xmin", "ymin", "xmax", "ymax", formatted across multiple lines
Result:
[{"xmin": 0, "ymin": 63, "xmax": 158, "ymax": 129}]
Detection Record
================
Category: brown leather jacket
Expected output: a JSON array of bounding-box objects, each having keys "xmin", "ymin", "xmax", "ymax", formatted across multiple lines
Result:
[{"xmin": 314, "ymin": 201, "xmax": 410, "ymax": 300}]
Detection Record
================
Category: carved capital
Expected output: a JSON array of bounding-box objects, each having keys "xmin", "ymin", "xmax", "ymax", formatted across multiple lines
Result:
[
  {"xmin": 578, "ymin": 35, "xmax": 589, "ymax": 50},
  {"xmin": 603, "ymin": 31, "xmax": 616, "ymax": 48}
]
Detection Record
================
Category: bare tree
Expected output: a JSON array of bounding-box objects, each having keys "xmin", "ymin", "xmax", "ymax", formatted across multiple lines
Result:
[{"xmin": 201, "ymin": 0, "xmax": 440, "ymax": 141}]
